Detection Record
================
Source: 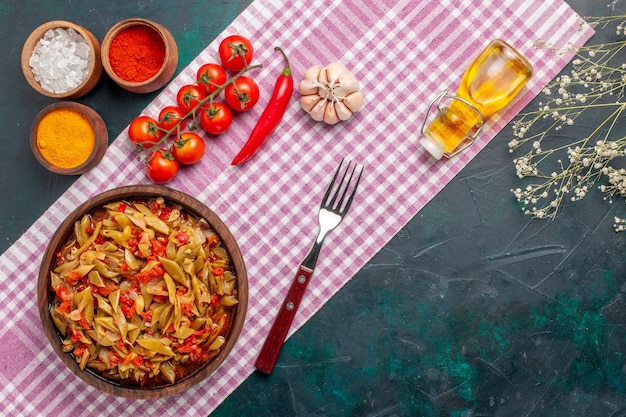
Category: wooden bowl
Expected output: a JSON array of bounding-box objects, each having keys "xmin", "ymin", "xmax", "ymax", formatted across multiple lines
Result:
[
  {"xmin": 30, "ymin": 101, "xmax": 108, "ymax": 175},
  {"xmin": 21, "ymin": 20, "xmax": 103, "ymax": 99},
  {"xmin": 101, "ymin": 18, "xmax": 178, "ymax": 93},
  {"xmin": 37, "ymin": 185, "xmax": 248, "ymax": 399}
]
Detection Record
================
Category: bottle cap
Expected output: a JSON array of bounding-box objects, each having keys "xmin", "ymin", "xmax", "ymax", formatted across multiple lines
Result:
[{"xmin": 420, "ymin": 137, "xmax": 444, "ymax": 159}]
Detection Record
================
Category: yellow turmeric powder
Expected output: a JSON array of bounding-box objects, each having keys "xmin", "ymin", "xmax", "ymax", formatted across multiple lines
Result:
[{"xmin": 36, "ymin": 107, "xmax": 95, "ymax": 169}]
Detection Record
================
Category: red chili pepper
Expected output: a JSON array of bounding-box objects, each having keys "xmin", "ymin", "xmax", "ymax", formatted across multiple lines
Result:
[
  {"xmin": 175, "ymin": 231, "xmax": 189, "ymax": 244},
  {"xmin": 78, "ymin": 312, "xmax": 91, "ymax": 330},
  {"xmin": 180, "ymin": 302, "xmax": 194, "ymax": 315},
  {"xmin": 210, "ymin": 293, "xmax": 221, "ymax": 307},
  {"xmin": 150, "ymin": 238, "xmax": 167, "ymax": 257},
  {"xmin": 69, "ymin": 329, "xmax": 82, "ymax": 344},
  {"xmin": 55, "ymin": 300, "xmax": 71, "ymax": 315},
  {"xmin": 136, "ymin": 264, "xmax": 164, "ymax": 284},
  {"xmin": 130, "ymin": 354, "xmax": 144, "ymax": 368},
  {"xmin": 152, "ymin": 294, "xmax": 167, "ymax": 304},
  {"xmin": 109, "ymin": 350, "xmax": 123, "ymax": 366},
  {"xmin": 73, "ymin": 344, "xmax": 88, "ymax": 357},
  {"xmin": 66, "ymin": 271, "xmax": 84, "ymax": 285},
  {"xmin": 231, "ymin": 46, "xmax": 293, "ymax": 166},
  {"xmin": 158, "ymin": 206, "xmax": 173, "ymax": 221}
]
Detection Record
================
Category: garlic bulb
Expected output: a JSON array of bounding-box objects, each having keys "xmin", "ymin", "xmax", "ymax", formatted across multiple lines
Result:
[{"xmin": 298, "ymin": 62, "xmax": 363, "ymax": 125}]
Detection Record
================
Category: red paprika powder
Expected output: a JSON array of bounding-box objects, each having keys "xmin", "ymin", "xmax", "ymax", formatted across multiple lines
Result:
[{"xmin": 108, "ymin": 25, "xmax": 166, "ymax": 82}]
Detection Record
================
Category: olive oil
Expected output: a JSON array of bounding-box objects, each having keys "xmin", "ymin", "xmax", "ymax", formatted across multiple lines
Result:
[{"xmin": 421, "ymin": 39, "xmax": 533, "ymax": 158}]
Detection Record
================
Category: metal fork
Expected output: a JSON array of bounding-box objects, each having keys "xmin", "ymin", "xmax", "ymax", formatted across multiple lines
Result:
[{"xmin": 255, "ymin": 158, "xmax": 363, "ymax": 374}]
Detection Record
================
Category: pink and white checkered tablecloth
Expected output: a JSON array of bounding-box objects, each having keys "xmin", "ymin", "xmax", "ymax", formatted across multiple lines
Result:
[{"xmin": 0, "ymin": 0, "xmax": 592, "ymax": 415}]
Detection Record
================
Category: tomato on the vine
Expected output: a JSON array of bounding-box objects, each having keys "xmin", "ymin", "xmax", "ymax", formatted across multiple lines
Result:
[
  {"xmin": 218, "ymin": 35, "xmax": 254, "ymax": 72},
  {"xmin": 197, "ymin": 63, "xmax": 227, "ymax": 95},
  {"xmin": 199, "ymin": 102, "xmax": 233, "ymax": 135},
  {"xmin": 158, "ymin": 106, "xmax": 188, "ymax": 132},
  {"xmin": 172, "ymin": 132, "xmax": 205, "ymax": 165},
  {"xmin": 146, "ymin": 150, "xmax": 179, "ymax": 184},
  {"xmin": 225, "ymin": 76, "xmax": 260, "ymax": 112},
  {"xmin": 128, "ymin": 116, "xmax": 163, "ymax": 149},
  {"xmin": 176, "ymin": 84, "xmax": 207, "ymax": 114}
]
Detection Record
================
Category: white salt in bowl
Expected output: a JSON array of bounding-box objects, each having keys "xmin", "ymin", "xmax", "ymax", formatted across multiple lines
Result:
[{"xmin": 21, "ymin": 20, "xmax": 103, "ymax": 99}]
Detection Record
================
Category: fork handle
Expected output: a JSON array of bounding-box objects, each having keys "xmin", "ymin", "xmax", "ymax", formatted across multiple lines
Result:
[{"xmin": 255, "ymin": 264, "xmax": 315, "ymax": 374}]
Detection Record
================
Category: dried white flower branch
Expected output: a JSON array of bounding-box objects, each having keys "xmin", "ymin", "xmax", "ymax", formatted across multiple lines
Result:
[{"xmin": 509, "ymin": 4, "xmax": 626, "ymax": 231}]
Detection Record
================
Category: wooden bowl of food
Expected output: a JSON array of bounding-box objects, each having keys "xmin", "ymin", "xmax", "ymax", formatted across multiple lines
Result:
[
  {"xmin": 21, "ymin": 20, "xmax": 103, "ymax": 99},
  {"xmin": 101, "ymin": 18, "xmax": 178, "ymax": 93},
  {"xmin": 30, "ymin": 101, "xmax": 109, "ymax": 175},
  {"xmin": 37, "ymin": 185, "xmax": 248, "ymax": 399}
]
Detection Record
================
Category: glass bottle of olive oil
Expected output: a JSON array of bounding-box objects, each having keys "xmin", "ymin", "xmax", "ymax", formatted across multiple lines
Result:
[{"xmin": 421, "ymin": 39, "xmax": 533, "ymax": 159}]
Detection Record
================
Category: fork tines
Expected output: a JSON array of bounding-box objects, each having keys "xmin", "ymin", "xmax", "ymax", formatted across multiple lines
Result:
[{"xmin": 322, "ymin": 159, "xmax": 363, "ymax": 214}]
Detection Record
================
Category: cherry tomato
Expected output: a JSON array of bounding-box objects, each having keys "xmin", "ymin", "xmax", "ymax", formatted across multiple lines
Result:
[
  {"xmin": 146, "ymin": 150, "xmax": 179, "ymax": 184},
  {"xmin": 218, "ymin": 35, "xmax": 254, "ymax": 72},
  {"xmin": 128, "ymin": 116, "xmax": 163, "ymax": 149},
  {"xmin": 176, "ymin": 84, "xmax": 207, "ymax": 114},
  {"xmin": 196, "ymin": 63, "xmax": 227, "ymax": 95},
  {"xmin": 158, "ymin": 106, "xmax": 188, "ymax": 132},
  {"xmin": 172, "ymin": 132, "xmax": 206, "ymax": 165},
  {"xmin": 225, "ymin": 76, "xmax": 260, "ymax": 112},
  {"xmin": 199, "ymin": 102, "xmax": 233, "ymax": 135}
]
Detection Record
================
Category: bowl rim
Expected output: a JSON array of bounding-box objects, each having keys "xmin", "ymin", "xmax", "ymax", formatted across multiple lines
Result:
[
  {"xmin": 29, "ymin": 101, "xmax": 108, "ymax": 175},
  {"xmin": 101, "ymin": 18, "xmax": 173, "ymax": 87},
  {"xmin": 36, "ymin": 185, "xmax": 248, "ymax": 399},
  {"xmin": 21, "ymin": 20, "xmax": 102, "ymax": 99}
]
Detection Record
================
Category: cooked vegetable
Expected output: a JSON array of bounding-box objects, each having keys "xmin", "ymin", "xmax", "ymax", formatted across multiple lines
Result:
[
  {"xmin": 231, "ymin": 47, "xmax": 293, "ymax": 166},
  {"xmin": 298, "ymin": 62, "xmax": 363, "ymax": 124},
  {"xmin": 49, "ymin": 198, "xmax": 239, "ymax": 387}
]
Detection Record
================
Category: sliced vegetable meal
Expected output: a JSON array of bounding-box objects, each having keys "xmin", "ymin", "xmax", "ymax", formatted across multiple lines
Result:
[{"xmin": 49, "ymin": 197, "xmax": 239, "ymax": 387}]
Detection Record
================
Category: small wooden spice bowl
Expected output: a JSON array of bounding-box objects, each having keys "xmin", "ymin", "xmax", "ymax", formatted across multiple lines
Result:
[
  {"xmin": 21, "ymin": 20, "xmax": 103, "ymax": 99},
  {"xmin": 37, "ymin": 185, "xmax": 248, "ymax": 398},
  {"xmin": 101, "ymin": 18, "xmax": 178, "ymax": 94},
  {"xmin": 30, "ymin": 102, "xmax": 108, "ymax": 175}
]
